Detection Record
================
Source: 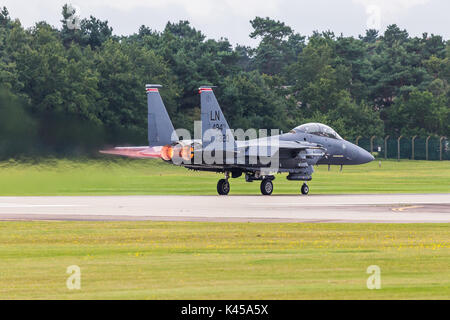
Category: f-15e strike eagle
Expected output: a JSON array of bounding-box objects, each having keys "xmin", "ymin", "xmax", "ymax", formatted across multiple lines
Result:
[{"xmin": 101, "ymin": 85, "xmax": 374, "ymax": 195}]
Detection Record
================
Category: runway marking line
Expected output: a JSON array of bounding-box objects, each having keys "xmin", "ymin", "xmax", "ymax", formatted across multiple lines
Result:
[
  {"xmin": 0, "ymin": 203, "xmax": 87, "ymax": 208},
  {"xmin": 391, "ymin": 205, "xmax": 424, "ymax": 212}
]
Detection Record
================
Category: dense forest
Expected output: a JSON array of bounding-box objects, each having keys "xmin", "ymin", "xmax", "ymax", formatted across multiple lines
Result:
[{"xmin": 0, "ymin": 5, "xmax": 448, "ymax": 157}]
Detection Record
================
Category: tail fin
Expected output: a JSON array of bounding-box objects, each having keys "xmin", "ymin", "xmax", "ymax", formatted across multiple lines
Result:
[
  {"xmin": 146, "ymin": 84, "xmax": 178, "ymax": 147},
  {"xmin": 199, "ymin": 86, "xmax": 235, "ymax": 148}
]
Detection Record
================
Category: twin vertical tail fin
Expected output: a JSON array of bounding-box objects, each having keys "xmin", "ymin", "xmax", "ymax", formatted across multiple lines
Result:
[
  {"xmin": 147, "ymin": 84, "xmax": 233, "ymax": 150},
  {"xmin": 102, "ymin": 85, "xmax": 234, "ymax": 160},
  {"xmin": 146, "ymin": 84, "xmax": 178, "ymax": 147},
  {"xmin": 199, "ymin": 86, "xmax": 235, "ymax": 148}
]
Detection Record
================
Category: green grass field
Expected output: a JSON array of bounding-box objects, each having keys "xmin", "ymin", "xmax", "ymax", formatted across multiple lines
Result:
[
  {"xmin": 0, "ymin": 158, "xmax": 449, "ymax": 195},
  {"xmin": 0, "ymin": 221, "xmax": 448, "ymax": 299}
]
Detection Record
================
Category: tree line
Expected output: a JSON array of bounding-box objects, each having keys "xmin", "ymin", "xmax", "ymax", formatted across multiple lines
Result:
[{"xmin": 0, "ymin": 5, "xmax": 448, "ymax": 157}]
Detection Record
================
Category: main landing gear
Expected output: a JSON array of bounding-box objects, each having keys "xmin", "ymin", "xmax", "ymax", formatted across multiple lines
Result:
[
  {"xmin": 216, "ymin": 172, "xmax": 310, "ymax": 196},
  {"xmin": 217, "ymin": 179, "xmax": 230, "ymax": 195},
  {"xmin": 260, "ymin": 178, "xmax": 273, "ymax": 196}
]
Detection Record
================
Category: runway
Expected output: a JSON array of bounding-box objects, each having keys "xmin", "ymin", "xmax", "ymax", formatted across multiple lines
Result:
[{"xmin": 0, "ymin": 194, "xmax": 449, "ymax": 223}]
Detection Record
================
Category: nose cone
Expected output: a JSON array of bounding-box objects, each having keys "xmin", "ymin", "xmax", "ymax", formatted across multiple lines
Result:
[{"xmin": 357, "ymin": 147, "xmax": 375, "ymax": 164}]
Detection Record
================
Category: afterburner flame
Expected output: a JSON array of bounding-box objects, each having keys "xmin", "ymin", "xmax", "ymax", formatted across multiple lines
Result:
[
  {"xmin": 100, "ymin": 144, "xmax": 192, "ymax": 162},
  {"xmin": 100, "ymin": 146, "xmax": 163, "ymax": 159},
  {"xmin": 171, "ymin": 143, "xmax": 194, "ymax": 161},
  {"xmin": 181, "ymin": 145, "xmax": 194, "ymax": 161},
  {"xmin": 161, "ymin": 145, "xmax": 174, "ymax": 161}
]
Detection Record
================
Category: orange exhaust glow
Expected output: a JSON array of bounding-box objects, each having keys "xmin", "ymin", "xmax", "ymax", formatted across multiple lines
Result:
[
  {"xmin": 161, "ymin": 145, "xmax": 174, "ymax": 160},
  {"xmin": 173, "ymin": 144, "xmax": 183, "ymax": 159},
  {"xmin": 181, "ymin": 145, "xmax": 194, "ymax": 161}
]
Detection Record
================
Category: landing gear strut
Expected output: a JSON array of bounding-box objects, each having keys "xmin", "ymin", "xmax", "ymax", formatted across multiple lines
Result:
[
  {"xmin": 260, "ymin": 178, "xmax": 273, "ymax": 196},
  {"xmin": 301, "ymin": 183, "xmax": 309, "ymax": 195},
  {"xmin": 217, "ymin": 172, "xmax": 230, "ymax": 195}
]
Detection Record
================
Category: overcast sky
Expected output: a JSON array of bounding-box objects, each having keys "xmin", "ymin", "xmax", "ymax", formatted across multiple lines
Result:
[{"xmin": 2, "ymin": 0, "xmax": 449, "ymax": 46}]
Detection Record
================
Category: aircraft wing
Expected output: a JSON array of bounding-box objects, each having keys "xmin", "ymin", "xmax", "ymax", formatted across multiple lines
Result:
[{"xmin": 100, "ymin": 146, "xmax": 163, "ymax": 159}]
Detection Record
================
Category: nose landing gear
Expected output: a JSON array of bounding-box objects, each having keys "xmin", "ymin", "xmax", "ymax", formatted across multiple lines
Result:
[{"xmin": 301, "ymin": 183, "xmax": 309, "ymax": 195}]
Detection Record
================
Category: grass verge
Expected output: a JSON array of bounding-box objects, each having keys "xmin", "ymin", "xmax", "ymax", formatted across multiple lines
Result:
[
  {"xmin": 0, "ymin": 158, "xmax": 449, "ymax": 195},
  {"xmin": 0, "ymin": 221, "xmax": 448, "ymax": 299}
]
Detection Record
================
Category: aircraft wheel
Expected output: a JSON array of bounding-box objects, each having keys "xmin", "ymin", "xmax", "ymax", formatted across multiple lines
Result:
[
  {"xmin": 260, "ymin": 179, "xmax": 273, "ymax": 196},
  {"xmin": 301, "ymin": 183, "xmax": 309, "ymax": 195},
  {"xmin": 217, "ymin": 179, "xmax": 230, "ymax": 195}
]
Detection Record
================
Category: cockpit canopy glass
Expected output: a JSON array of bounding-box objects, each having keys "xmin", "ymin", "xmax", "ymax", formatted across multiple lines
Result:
[{"xmin": 293, "ymin": 123, "xmax": 343, "ymax": 140}]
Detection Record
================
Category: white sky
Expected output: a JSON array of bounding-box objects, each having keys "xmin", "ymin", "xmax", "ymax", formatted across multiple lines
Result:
[{"xmin": 2, "ymin": 0, "xmax": 449, "ymax": 46}]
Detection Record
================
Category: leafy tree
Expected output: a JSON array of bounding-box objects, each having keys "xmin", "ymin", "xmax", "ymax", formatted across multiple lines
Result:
[
  {"xmin": 95, "ymin": 39, "xmax": 178, "ymax": 137},
  {"xmin": 220, "ymin": 71, "xmax": 289, "ymax": 131},
  {"xmin": 79, "ymin": 16, "xmax": 113, "ymax": 48},
  {"xmin": 386, "ymin": 90, "xmax": 448, "ymax": 136},
  {"xmin": 61, "ymin": 4, "xmax": 112, "ymax": 48},
  {"xmin": 0, "ymin": 86, "xmax": 37, "ymax": 157},
  {"xmin": 288, "ymin": 36, "xmax": 341, "ymax": 114},
  {"xmin": 359, "ymin": 29, "xmax": 379, "ymax": 43},
  {"xmin": 249, "ymin": 17, "xmax": 305, "ymax": 75},
  {"xmin": 0, "ymin": 6, "xmax": 10, "ymax": 28}
]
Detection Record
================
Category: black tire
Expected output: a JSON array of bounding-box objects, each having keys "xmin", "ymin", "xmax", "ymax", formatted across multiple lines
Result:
[
  {"xmin": 301, "ymin": 183, "xmax": 309, "ymax": 195},
  {"xmin": 217, "ymin": 179, "xmax": 230, "ymax": 195},
  {"xmin": 260, "ymin": 179, "xmax": 273, "ymax": 195}
]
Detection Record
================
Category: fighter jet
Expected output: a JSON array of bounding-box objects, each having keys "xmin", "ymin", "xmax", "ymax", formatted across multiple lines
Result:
[{"xmin": 101, "ymin": 85, "xmax": 374, "ymax": 195}]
